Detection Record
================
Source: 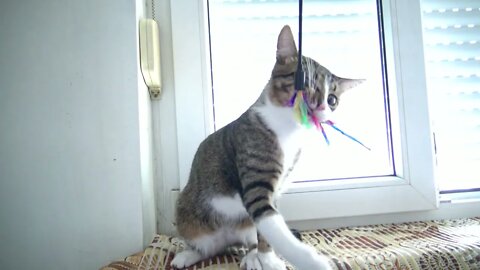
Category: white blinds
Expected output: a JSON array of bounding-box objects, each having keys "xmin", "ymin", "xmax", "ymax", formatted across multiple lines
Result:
[
  {"xmin": 421, "ymin": 0, "xmax": 480, "ymax": 190},
  {"xmin": 209, "ymin": 0, "xmax": 382, "ymax": 127},
  {"xmin": 208, "ymin": 0, "xmax": 384, "ymax": 129}
]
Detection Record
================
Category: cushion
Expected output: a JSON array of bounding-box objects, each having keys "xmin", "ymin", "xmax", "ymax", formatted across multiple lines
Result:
[{"xmin": 101, "ymin": 217, "xmax": 480, "ymax": 270}]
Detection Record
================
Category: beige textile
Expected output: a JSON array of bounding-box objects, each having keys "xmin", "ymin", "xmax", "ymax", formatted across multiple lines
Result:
[{"xmin": 101, "ymin": 217, "xmax": 480, "ymax": 270}]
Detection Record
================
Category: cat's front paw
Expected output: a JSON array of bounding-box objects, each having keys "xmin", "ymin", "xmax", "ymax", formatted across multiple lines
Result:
[
  {"xmin": 240, "ymin": 249, "xmax": 262, "ymax": 270},
  {"xmin": 241, "ymin": 249, "xmax": 286, "ymax": 270},
  {"xmin": 257, "ymin": 251, "xmax": 286, "ymax": 270}
]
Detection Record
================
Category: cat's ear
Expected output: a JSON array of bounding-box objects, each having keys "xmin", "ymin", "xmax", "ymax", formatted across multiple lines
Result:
[
  {"xmin": 276, "ymin": 25, "xmax": 297, "ymax": 63},
  {"xmin": 333, "ymin": 75, "xmax": 365, "ymax": 94}
]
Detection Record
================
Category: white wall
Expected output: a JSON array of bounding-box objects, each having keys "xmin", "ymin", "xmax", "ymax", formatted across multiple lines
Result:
[{"xmin": 0, "ymin": 0, "xmax": 155, "ymax": 269}]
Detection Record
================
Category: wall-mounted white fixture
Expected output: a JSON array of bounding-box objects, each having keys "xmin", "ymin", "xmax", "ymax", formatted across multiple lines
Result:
[{"xmin": 139, "ymin": 19, "xmax": 161, "ymax": 99}]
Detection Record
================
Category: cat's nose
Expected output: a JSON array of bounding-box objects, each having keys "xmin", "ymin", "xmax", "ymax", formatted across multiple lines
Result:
[{"xmin": 318, "ymin": 103, "xmax": 326, "ymax": 111}]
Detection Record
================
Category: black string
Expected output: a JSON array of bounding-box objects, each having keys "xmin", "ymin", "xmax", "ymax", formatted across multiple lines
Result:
[{"xmin": 294, "ymin": 0, "xmax": 305, "ymax": 91}]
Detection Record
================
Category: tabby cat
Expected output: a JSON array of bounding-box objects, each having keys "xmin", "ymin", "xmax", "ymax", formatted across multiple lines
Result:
[{"xmin": 171, "ymin": 25, "xmax": 363, "ymax": 270}]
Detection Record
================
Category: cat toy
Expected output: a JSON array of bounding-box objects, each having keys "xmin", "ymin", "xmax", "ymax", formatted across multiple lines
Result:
[
  {"xmin": 287, "ymin": 91, "xmax": 371, "ymax": 150},
  {"xmin": 292, "ymin": 0, "xmax": 370, "ymax": 151}
]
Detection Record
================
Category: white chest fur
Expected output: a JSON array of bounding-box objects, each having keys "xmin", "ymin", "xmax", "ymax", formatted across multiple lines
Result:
[{"xmin": 254, "ymin": 99, "xmax": 306, "ymax": 186}]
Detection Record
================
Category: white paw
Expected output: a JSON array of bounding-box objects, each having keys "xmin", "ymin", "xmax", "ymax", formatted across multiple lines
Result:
[
  {"xmin": 241, "ymin": 249, "xmax": 286, "ymax": 270},
  {"xmin": 171, "ymin": 249, "xmax": 203, "ymax": 269},
  {"xmin": 257, "ymin": 251, "xmax": 286, "ymax": 270},
  {"xmin": 240, "ymin": 249, "xmax": 262, "ymax": 270}
]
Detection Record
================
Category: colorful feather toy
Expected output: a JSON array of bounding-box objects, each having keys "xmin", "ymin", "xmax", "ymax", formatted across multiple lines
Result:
[
  {"xmin": 288, "ymin": 91, "xmax": 370, "ymax": 151},
  {"xmin": 291, "ymin": 4, "xmax": 368, "ymax": 151}
]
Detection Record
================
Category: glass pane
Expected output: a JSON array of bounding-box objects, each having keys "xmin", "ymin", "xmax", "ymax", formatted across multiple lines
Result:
[
  {"xmin": 421, "ymin": 0, "xmax": 480, "ymax": 191},
  {"xmin": 208, "ymin": 0, "xmax": 393, "ymax": 181}
]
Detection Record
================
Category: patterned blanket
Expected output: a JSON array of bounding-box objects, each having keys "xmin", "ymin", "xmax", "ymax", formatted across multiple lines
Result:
[{"xmin": 101, "ymin": 217, "xmax": 480, "ymax": 270}]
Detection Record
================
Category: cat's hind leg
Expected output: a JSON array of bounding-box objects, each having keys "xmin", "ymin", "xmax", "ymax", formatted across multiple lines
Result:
[
  {"xmin": 171, "ymin": 231, "xmax": 228, "ymax": 269},
  {"xmin": 170, "ymin": 248, "xmax": 205, "ymax": 269},
  {"xmin": 238, "ymin": 223, "xmax": 262, "ymax": 270}
]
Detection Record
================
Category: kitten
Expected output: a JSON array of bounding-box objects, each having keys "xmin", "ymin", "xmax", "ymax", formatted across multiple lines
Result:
[{"xmin": 171, "ymin": 25, "xmax": 363, "ymax": 270}]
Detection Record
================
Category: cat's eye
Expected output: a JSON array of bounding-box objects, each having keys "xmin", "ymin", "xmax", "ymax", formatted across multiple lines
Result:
[{"xmin": 327, "ymin": 94, "xmax": 337, "ymax": 106}]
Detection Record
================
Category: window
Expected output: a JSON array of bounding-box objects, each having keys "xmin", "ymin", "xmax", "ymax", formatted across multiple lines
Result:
[
  {"xmin": 208, "ymin": 0, "xmax": 392, "ymax": 181},
  {"xmin": 155, "ymin": 0, "xmax": 480, "ymax": 231},
  {"xmin": 421, "ymin": 0, "xmax": 480, "ymax": 192},
  {"xmin": 168, "ymin": 0, "xmax": 437, "ymax": 221}
]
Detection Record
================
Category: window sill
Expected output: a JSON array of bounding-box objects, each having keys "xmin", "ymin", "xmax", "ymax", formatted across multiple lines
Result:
[
  {"xmin": 279, "ymin": 175, "xmax": 437, "ymax": 222},
  {"xmin": 440, "ymin": 190, "xmax": 480, "ymax": 204},
  {"xmin": 287, "ymin": 175, "xmax": 406, "ymax": 193},
  {"xmin": 286, "ymin": 196, "xmax": 480, "ymax": 231}
]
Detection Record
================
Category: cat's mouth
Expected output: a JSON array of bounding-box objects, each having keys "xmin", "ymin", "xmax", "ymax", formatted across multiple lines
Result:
[
  {"xmin": 314, "ymin": 108, "xmax": 330, "ymax": 123},
  {"xmin": 287, "ymin": 90, "xmax": 332, "ymax": 124}
]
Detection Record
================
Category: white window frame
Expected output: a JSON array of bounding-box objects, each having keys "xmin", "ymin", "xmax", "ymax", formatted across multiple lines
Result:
[
  {"xmin": 153, "ymin": 0, "xmax": 480, "ymax": 233},
  {"xmin": 279, "ymin": 0, "xmax": 440, "ymax": 221}
]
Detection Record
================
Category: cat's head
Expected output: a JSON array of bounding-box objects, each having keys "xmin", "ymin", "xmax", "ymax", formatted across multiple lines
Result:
[{"xmin": 269, "ymin": 25, "xmax": 364, "ymax": 122}]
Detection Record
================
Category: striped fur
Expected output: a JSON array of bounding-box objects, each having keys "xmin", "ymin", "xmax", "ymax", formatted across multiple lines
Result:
[{"xmin": 172, "ymin": 25, "xmax": 363, "ymax": 270}]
